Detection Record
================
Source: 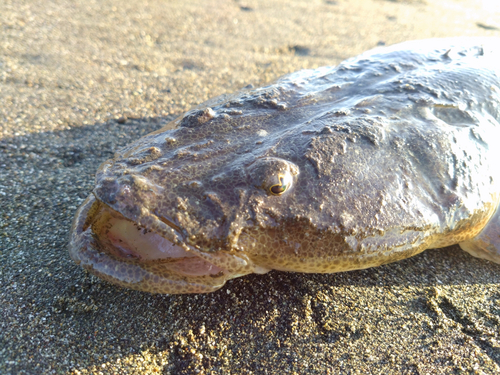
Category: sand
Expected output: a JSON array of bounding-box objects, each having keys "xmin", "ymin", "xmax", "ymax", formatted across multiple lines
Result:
[{"xmin": 1, "ymin": 0, "xmax": 500, "ymax": 373}]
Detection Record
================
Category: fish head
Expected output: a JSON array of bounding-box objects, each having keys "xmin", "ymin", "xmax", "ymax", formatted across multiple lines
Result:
[{"xmin": 69, "ymin": 81, "xmax": 333, "ymax": 293}]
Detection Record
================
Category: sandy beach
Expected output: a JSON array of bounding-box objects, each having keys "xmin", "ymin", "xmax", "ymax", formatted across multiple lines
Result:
[{"xmin": 1, "ymin": 0, "xmax": 500, "ymax": 373}]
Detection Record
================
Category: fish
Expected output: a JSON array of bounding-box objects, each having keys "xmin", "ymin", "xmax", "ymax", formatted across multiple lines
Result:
[{"xmin": 69, "ymin": 38, "xmax": 500, "ymax": 294}]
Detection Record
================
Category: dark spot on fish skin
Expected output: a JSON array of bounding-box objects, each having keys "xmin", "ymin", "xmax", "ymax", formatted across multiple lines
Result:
[{"xmin": 209, "ymin": 271, "xmax": 225, "ymax": 278}]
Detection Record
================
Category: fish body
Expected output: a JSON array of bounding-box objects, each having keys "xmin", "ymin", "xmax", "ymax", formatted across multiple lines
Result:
[{"xmin": 70, "ymin": 38, "xmax": 500, "ymax": 294}]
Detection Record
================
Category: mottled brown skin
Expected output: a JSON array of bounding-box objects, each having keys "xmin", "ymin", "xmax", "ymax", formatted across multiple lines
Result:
[{"xmin": 70, "ymin": 38, "xmax": 500, "ymax": 294}]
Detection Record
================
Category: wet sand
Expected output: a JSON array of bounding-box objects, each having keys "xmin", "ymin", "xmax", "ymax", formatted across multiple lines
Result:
[{"xmin": 1, "ymin": 0, "xmax": 500, "ymax": 373}]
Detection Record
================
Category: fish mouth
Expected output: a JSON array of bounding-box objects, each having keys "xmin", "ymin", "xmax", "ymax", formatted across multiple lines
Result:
[{"xmin": 69, "ymin": 195, "xmax": 258, "ymax": 294}]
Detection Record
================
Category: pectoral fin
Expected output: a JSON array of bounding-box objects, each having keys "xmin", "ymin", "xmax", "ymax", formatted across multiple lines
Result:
[{"xmin": 460, "ymin": 203, "xmax": 500, "ymax": 264}]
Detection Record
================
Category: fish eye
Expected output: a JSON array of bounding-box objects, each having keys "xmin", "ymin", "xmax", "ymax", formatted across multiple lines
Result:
[
  {"xmin": 269, "ymin": 173, "xmax": 292, "ymax": 196},
  {"xmin": 246, "ymin": 157, "xmax": 299, "ymax": 197}
]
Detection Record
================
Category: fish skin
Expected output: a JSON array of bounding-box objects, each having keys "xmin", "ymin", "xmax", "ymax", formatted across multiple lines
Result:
[{"xmin": 70, "ymin": 38, "xmax": 500, "ymax": 294}]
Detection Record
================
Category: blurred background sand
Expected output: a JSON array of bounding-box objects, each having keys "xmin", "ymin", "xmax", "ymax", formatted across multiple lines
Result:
[{"xmin": 1, "ymin": 0, "xmax": 500, "ymax": 373}]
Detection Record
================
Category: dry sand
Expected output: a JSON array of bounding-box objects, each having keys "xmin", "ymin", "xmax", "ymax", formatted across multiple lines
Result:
[{"xmin": 1, "ymin": 0, "xmax": 500, "ymax": 373}]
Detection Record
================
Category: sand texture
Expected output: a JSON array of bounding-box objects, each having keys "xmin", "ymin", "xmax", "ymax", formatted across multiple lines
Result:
[{"xmin": 1, "ymin": 0, "xmax": 500, "ymax": 373}]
